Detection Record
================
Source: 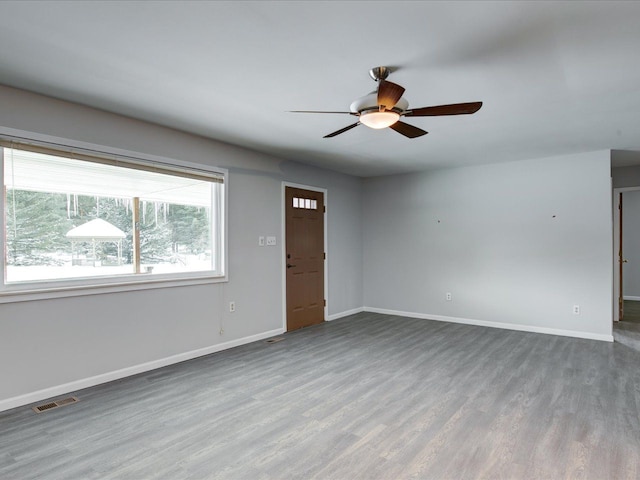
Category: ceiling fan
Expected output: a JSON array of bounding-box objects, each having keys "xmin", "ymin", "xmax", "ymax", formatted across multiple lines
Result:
[{"xmin": 291, "ymin": 66, "xmax": 482, "ymax": 139}]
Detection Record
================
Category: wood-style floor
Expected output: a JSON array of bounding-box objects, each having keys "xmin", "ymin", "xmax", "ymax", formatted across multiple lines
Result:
[
  {"xmin": 1, "ymin": 312, "xmax": 639, "ymax": 479},
  {"xmin": 623, "ymin": 299, "xmax": 640, "ymax": 323},
  {"xmin": 615, "ymin": 300, "xmax": 640, "ymax": 352}
]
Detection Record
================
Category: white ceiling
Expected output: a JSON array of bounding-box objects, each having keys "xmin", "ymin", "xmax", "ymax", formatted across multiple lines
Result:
[{"xmin": 1, "ymin": 1, "xmax": 640, "ymax": 177}]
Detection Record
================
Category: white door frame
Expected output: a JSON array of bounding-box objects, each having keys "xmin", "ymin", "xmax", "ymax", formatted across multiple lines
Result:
[
  {"xmin": 613, "ymin": 186, "xmax": 640, "ymax": 322},
  {"xmin": 281, "ymin": 182, "xmax": 328, "ymax": 331}
]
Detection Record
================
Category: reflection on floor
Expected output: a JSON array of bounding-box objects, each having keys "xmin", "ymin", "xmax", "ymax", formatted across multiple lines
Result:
[{"xmin": 613, "ymin": 300, "xmax": 640, "ymax": 351}]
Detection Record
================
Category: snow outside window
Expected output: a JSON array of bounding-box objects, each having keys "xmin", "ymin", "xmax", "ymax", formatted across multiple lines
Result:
[{"xmin": 1, "ymin": 141, "xmax": 225, "ymax": 291}]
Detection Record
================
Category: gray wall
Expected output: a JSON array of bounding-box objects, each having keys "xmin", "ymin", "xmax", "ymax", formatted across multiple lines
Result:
[
  {"xmin": 0, "ymin": 83, "xmax": 616, "ymax": 408},
  {"xmin": 622, "ymin": 190, "xmax": 640, "ymax": 298},
  {"xmin": 612, "ymin": 165, "xmax": 640, "ymax": 188},
  {"xmin": 363, "ymin": 151, "xmax": 613, "ymax": 338},
  {"xmin": 0, "ymin": 85, "xmax": 363, "ymax": 404}
]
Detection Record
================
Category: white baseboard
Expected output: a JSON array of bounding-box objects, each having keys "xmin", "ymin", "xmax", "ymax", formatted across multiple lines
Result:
[
  {"xmin": 623, "ymin": 295, "xmax": 640, "ymax": 301},
  {"xmin": 363, "ymin": 307, "xmax": 614, "ymax": 343},
  {"xmin": 0, "ymin": 327, "xmax": 284, "ymax": 413},
  {"xmin": 1, "ymin": 306, "xmax": 615, "ymax": 413},
  {"xmin": 326, "ymin": 307, "xmax": 365, "ymax": 321}
]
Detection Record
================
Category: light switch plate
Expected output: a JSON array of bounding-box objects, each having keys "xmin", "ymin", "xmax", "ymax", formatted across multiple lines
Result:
[{"xmin": 259, "ymin": 236, "xmax": 265, "ymax": 246}]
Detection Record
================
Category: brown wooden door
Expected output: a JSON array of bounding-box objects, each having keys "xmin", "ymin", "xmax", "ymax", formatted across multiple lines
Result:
[{"xmin": 285, "ymin": 187, "xmax": 325, "ymax": 331}]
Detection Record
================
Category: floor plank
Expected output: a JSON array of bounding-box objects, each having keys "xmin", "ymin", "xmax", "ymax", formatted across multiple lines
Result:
[{"xmin": 1, "ymin": 312, "xmax": 639, "ymax": 479}]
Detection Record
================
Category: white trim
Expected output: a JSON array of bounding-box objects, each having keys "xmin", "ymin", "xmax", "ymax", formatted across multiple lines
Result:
[
  {"xmin": 281, "ymin": 182, "xmax": 329, "ymax": 331},
  {"xmin": 0, "ymin": 327, "xmax": 284, "ymax": 413},
  {"xmin": 0, "ymin": 275, "xmax": 227, "ymax": 304},
  {"xmin": 623, "ymin": 295, "xmax": 640, "ymax": 301},
  {"xmin": 363, "ymin": 307, "xmax": 614, "ymax": 342},
  {"xmin": 326, "ymin": 307, "xmax": 364, "ymax": 321}
]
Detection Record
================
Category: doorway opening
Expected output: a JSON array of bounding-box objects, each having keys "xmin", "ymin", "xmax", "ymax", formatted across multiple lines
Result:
[
  {"xmin": 612, "ymin": 187, "xmax": 640, "ymax": 350},
  {"xmin": 613, "ymin": 187, "xmax": 640, "ymax": 323}
]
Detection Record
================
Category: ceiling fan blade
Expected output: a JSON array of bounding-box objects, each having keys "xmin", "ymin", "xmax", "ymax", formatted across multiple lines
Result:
[
  {"xmin": 377, "ymin": 80, "xmax": 405, "ymax": 109},
  {"xmin": 290, "ymin": 110, "xmax": 354, "ymax": 114},
  {"xmin": 405, "ymin": 101, "xmax": 483, "ymax": 117},
  {"xmin": 389, "ymin": 121, "xmax": 428, "ymax": 138},
  {"xmin": 324, "ymin": 122, "xmax": 360, "ymax": 138}
]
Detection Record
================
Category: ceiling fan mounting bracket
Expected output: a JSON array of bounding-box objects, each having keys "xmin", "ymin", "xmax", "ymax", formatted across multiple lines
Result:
[{"xmin": 369, "ymin": 66, "xmax": 391, "ymax": 82}]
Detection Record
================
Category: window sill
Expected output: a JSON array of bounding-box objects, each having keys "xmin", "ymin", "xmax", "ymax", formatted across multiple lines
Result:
[{"xmin": 0, "ymin": 274, "xmax": 227, "ymax": 304}]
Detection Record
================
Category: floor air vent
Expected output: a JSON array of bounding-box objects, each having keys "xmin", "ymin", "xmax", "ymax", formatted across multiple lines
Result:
[
  {"xmin": 32, "ymin": 396, "xmax": 78, "ymax": 413},
  {"xmin": 265, "ymin": 337, "xmax": 285, "ymax": 344}
]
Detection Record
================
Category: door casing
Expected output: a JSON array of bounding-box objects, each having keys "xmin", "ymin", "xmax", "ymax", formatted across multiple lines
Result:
[{"xmin": 281, "ymin": 182, "xmax": 328, "ymax": 331}]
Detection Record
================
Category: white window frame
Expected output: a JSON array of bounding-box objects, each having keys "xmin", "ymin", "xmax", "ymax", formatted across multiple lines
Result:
[{"xmin": 0, "ymin": 130, "xmax": 228, "ymax": 304}]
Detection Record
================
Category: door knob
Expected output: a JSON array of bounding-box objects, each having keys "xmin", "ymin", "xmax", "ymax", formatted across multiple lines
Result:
[
  {"xmin": 623, "ymin": 259, "xmax": 629, "ymax": 263},
  {"xmin": 287, "ymin": 264, "xmax": 296, "ymax": 269}
]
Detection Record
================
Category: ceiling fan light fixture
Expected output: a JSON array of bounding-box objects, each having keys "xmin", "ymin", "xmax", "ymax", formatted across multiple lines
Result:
[{"xmin": 359, "ymin": 111, "xmax": 400, "ymax": 129}]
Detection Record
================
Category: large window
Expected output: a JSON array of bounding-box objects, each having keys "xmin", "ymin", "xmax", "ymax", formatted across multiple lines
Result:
[{"xmin": 1, "ymin": 140, "xmax": 225, "ymax": 293}]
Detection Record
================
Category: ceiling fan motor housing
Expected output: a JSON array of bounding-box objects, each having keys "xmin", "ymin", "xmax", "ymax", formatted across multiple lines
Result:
[{"xmin": 350, "ymin": 93, "xmax": 409, "ymax": 114}]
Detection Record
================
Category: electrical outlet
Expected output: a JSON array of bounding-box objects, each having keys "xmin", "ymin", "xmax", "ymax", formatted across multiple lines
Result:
[
  {"xmin": 258, "ymin": 236, "xmax": 265, "ymax": 246},
  {"xmin": 219, "ymin": 328, "xmax": 224, "ymax": 335},
  {"xmin": 229, "ymin": 301, "xmax": 236, "ymax": 312},
  {"xmin": 573, "ymin": 304, "xmax": 580, "ymax": 315},
  {"xmin": 446, "ymin": 292, "xmax": 452, "ymax": 301},
  {"xmin": 266, "ymin": 236, "xmax": 276, "ymax": 246}
]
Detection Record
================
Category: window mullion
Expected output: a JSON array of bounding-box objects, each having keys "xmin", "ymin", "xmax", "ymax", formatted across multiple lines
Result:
[{"xmin": 133, "ymin": 197, "xmax": 141, "ymax": 274}]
